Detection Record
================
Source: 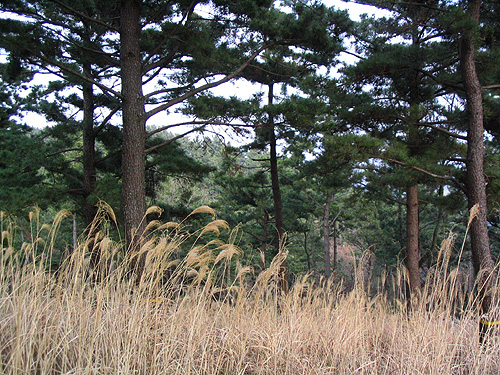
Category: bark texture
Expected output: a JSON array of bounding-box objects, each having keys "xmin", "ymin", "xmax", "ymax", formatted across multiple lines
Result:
[
  {"xmin": 460, "ymin": 0, "xmax": 495, "ymax": 317},
  {"xmin": 120, "ymin": 0, "xmax": 147, "ymax": 250}
]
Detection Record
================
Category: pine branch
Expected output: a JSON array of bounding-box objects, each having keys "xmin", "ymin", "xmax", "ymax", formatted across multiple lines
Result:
[
  {"xmin": 145, "ymin": 126, "xmax": 205, "ymax": 154},
  {"xmin": 146, "ymin": 120, "xmax": 250, "ymax": 139},
  {"xmin": 382, "ymin": 1, "xmax": 446, "ymax": 12},
  {"xmin": 144, "ymin": 73, "xmax": 224, "ymax": 99},
  {"xmin": 384, "ymin": 156, "xmax": 447, "ymax": 179},
  {"xmin": 94, "ymin": 107, "xmax": 120, "ymax": 136},
  {"xmin": 242, "ymin": 228, "xmax": 266, "ymax": 243},
  {"xmin": 50, "ymin": 0, "xmax": 119, "ymax": 32},
  {"xmin": 143, "ymin": 2, "xmax": 196, "ymax": 70},
  {"xmin": 340, "ymin": 49, "xmax": 366, "ymax": 61},
  {"xmin": 384, "ymin": 195, "xmax": 406, "ymax": 206},
  {"xmin": 46, "ymin": 148, "xmax": 80, "ymax": 157},
  {"xmin": 37, "ymin": 22, "xmax": 119, "ymax": 66},
  {"xmin": 143, "ymin": 49, "xmax": 180, "ymax": 76},
  {"xmin": 144, "ymin": 83, "xmax": 196, "ymax": 100},
  {"xmin": 145, "ymin": 44, "xmax": 271, "ymax": 120},
  {"xmin": 418, "ymin": 122, "xmax": 467, "ymax": 140},
  {"xmin": 381, "ymin": 156, "xmax": 467, "ymax": 194},
  {"xmin": 30, "ymin": 51, "xmax": 122, "ymax": 100}
]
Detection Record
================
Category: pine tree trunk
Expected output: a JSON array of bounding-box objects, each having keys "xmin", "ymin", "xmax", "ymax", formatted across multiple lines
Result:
[
  {"xmin": 303, "ymin": 231, "xmax": 312, "ymax": 272},
  {"xmin": 460, "ymin": 0, "xmax": 495, "ymax": 320},
  {"xmin": 82, "ymin": 64, "xmax": 97, "ymax": 229},
  {"xmin": 268, "ymin": 84, "xmax": 285, "ymax": 247},
  {"xmin": 260, "ymin": 210, "xmax": 269, "ymax": 271},
  {"xmin": 398, "ymin": 201, "xmax": 404, "ymax": 250},
  {"xmin": 333, "ymin": 219, "xmax": 338, "ymax": 272},
  {"xmin": 120, "ymin": 0, "xmax": 147, "ymax": 252},
  {"xmin": 81, "ymin": 65, "xmax": 101, "ymax": 271},
  {"xmin": 323, "ymin": 192, "xmax": 332, "ymax": 279},
  {"xmin": 82, "ymin": 82, "xmax": 97, "ymax": 228},
  {"xmin": 430, "ymin": 186, "xmax": 444, "ymax": 257},
  {"xmin": 268, "ymin": 83, "xmax": 287, "ymax": 292},
  {"xmin": 406, "ymin": 184, "xmax": 421, "ymax": 293},
  {"xmin": 73, "ymin": 214, "xmax": 78, "ymax": 252}
]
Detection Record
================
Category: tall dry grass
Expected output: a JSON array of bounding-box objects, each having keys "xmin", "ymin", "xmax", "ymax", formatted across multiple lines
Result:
[{"xmin": 0, "ymin": 205, "xmax": 499, "ymax": 374}]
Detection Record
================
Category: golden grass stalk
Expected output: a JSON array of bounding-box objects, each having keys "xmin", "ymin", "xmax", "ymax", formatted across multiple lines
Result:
[{"xmin": 1, "ymin": 207, "xmax": 500, "ymax": 374}]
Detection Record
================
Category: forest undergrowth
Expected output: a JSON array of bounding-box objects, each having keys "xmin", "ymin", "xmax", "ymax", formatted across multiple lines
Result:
[{"xmin": 0, "ymin": 204, "xmax": 499, "ymax": 375}]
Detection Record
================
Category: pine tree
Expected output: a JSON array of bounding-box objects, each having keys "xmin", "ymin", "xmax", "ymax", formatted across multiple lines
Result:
[
  {"xmin": 0, "ymin": 66, "xmax": 46, "ymax": 214},
  {"xmin": 0, "ymin": 0, "xmax": 298, "ymax": 251},
  {"xmin": 345, "ymin": 0, "xmax": 464, "ymax": 293}
]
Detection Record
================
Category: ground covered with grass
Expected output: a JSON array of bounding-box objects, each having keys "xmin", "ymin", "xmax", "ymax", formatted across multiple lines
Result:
[{"xmin": 1, "ymin": 207, "xmax": 499, "ymax": 374}]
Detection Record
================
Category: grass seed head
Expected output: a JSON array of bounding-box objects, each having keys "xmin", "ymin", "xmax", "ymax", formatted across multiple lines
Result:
[
  {"xmin": 189, "ymin": 205, "xmax": 216, "ymax": 218},
  {"xmin": 468, "ymin": 203, "xmax": 480, "ymax": 228},
  {"xmin": 214, "ymin": 244, "xmax": 242, "ymax": 264},
  {"xmin": 200, "ymin": 220, "xmax": 230, "ymax": 236},
  {"xmin": 158, "ymin": 221, "xmax": 181, "ymax": 231}
]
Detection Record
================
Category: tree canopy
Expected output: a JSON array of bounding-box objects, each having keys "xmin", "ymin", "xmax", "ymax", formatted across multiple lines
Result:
[{"xmin": 1, "ymin": 0, "xmax": 499, "ymax": 300}]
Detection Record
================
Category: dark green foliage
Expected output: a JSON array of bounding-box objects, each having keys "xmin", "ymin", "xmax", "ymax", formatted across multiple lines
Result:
[
  {"xmin": 146, "ymin": 135, "xmax": 215, "ymax": 202},
  {"xmin": 0, "ymin": 0, "xmax": 499, "ymax": 288},
  {"xmin": 0, "ymin": 67, "xmax": 49, "ymax": 214},
  {"xmin": 0, "ymin": 121, "xmax": 46, "ymax": 213}
]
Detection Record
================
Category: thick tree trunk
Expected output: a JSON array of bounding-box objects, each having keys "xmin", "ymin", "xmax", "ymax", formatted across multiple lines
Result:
[
  {"xmin": 268, "ymin": 83, "xmax": 287, "ymax": 292},
  {"xmin": 323, "ymin": 192, "xmax": 332, "ymax": 279},
  {"xmin": 406, "ymin": 184, "xmax": 421, "ymax": 293},
  {"xmin": 460, "ymin": 0, "xmax": 495, "ymax": 321},
  {"xmin": 120, "ymin": 0, "xmax": 147, "ymax": 251},
  {"xmin": 82, "ymin": 67, "xmax": 97, "ymax": 229}
]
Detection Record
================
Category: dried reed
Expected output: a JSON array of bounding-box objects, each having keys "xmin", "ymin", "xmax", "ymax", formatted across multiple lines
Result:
[{"xmin": 0, "ymin": 206, "xmax": 499, "ymax": 374}]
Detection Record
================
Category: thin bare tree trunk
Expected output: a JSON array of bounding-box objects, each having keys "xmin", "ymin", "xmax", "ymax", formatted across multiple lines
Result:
[
  {"xmin": 430, "ymin": 187, "xmax": 444, "ymax": 257},
  {"xmin": 267, "ymin": 83, "xmax": 287, "ymax": 293},
  {"xmin": 303, "ymin": 231, "xmax": 312, "ymax": 271},
  {"xmin": 260, "ymin": 210, "xmax": 269, "ymax": 271},
  {"xmin": 323, "ymin": 192, "xmax": 333, "ymax": 279},
  {"xmin": 268, "ymin": 84, "xmax": 285, "ymax": 247},
  {"xmin": 333, "ymin": 219, "xmax": 338, "ymax": 272},
  {"xmin": 406, "ymin": 184, "xmax": 421, "ymax": 293},
  {"xmin": 73, "ymin": 214, "xmax": 78, "ymax": 252},
  {"xmin": 81, "ymin": 63, "xmax": 102, "ymax": 273}
]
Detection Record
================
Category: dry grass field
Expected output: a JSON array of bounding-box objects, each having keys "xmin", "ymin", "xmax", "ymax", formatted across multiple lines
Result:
[{"xmin": 0, "ymin": 206, "xmax": 499, "ymax": 374}]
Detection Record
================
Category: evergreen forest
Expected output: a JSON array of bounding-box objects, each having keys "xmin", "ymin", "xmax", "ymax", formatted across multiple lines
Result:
[{"xmin": 1, "ymin": 0, "xmax": 500, "ymax": 373}]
